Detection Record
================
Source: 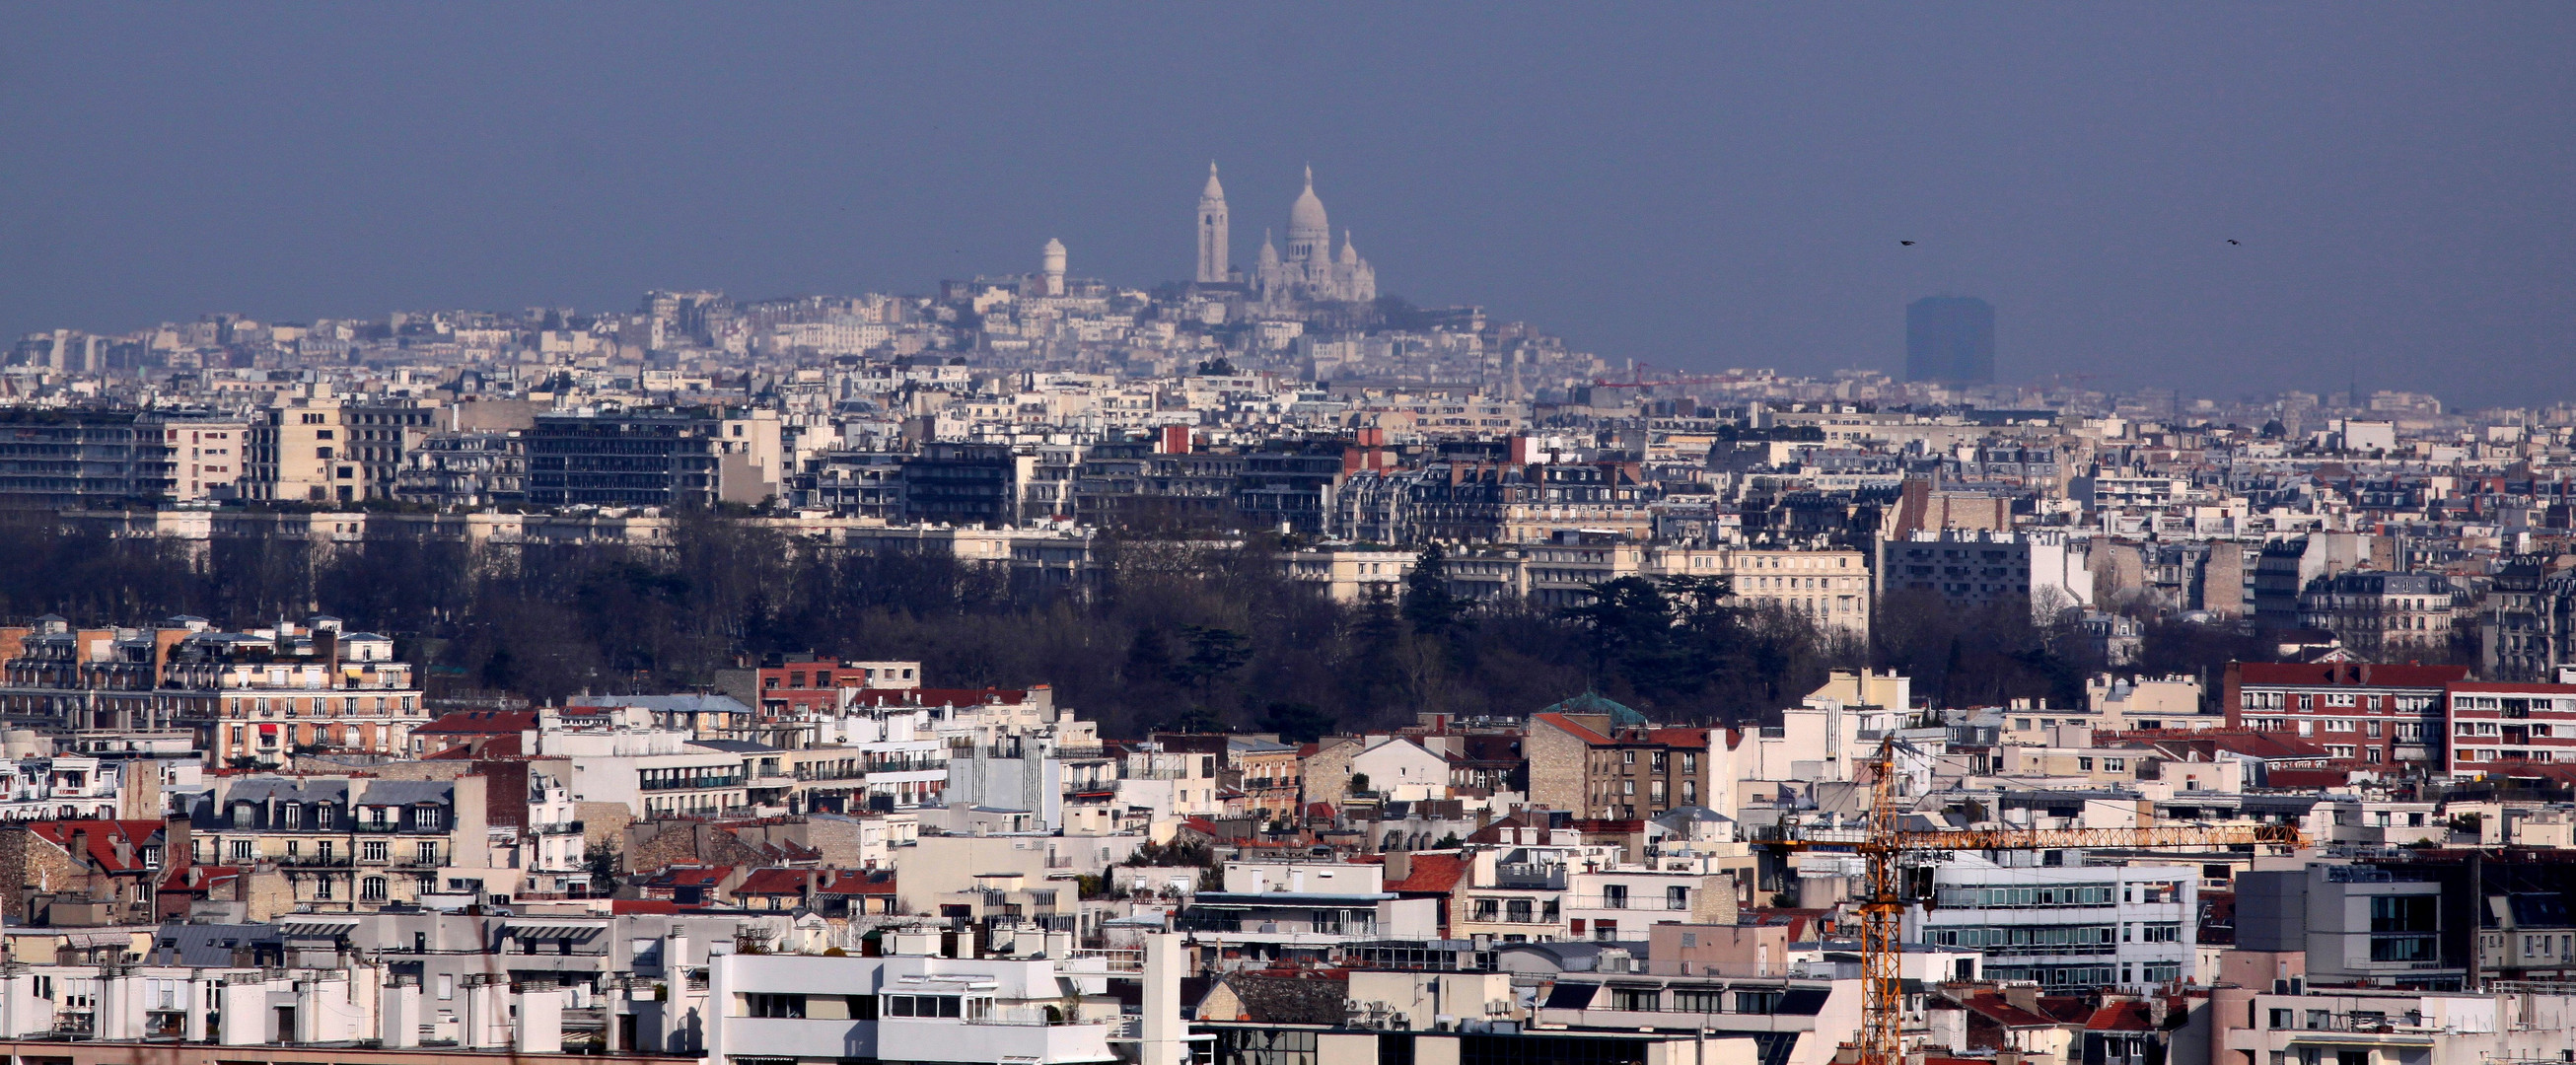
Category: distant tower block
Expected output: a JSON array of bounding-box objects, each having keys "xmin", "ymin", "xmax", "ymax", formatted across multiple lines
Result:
[
  {"xmin": 1197, "ymin": 162, "xmax": 1230, "ymax": 284},
  {"xmin": 1040, "ymin": 238, "xmax": 1067, "ymax": 297},
  {"xmin": 1906, "ymin": 296, "xmax": 1996, "ymax": 385}
]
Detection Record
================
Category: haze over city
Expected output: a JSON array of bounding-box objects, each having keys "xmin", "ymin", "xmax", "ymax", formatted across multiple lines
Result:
[
  {"xmin": 12, "ymin": 8, "xmax": 2576, "ymax": 1065},
  {"xmin": 4, "ymin": 3, "xmax": 2571, "ymax": 405}
]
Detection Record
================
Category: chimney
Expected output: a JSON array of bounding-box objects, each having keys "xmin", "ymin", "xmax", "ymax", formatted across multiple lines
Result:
[
  {"xmin": 2002, "ymin": 983, "xmax": 2040, "ymax": 1014},
  {"xmin": 164, "ymin": 815, "xmax": 192, "ymax": 872}
]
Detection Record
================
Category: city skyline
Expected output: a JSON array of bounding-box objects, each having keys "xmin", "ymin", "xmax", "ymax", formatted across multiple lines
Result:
[{"xmin": 3, "ymin": 5, "xmax": 2570, "ymax": 405}]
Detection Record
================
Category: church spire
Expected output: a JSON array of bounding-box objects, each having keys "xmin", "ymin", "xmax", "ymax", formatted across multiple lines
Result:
[{"xmin": 1196, "ymin": 161, "xmax": 1231, "ymax": 284}]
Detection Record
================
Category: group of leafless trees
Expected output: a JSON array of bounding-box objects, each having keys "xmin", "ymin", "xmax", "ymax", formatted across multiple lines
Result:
[{"xmin": 0, "ymin": 514, "xmax": 2308, "ymax": 734}]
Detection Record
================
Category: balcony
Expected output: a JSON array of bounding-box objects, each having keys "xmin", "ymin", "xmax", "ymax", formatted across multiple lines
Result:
[
  {"xmin": 879, "ymin": 1016, "xmax": 1114, "ymax": 1065},
  {"xmin": 1492, "ymin": 863, "xmax": 1566, "ymax": 890}
]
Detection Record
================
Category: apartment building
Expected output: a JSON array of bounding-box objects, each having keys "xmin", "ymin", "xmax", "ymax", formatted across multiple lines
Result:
[
  {"xmin": 148, "ymin": 411, "xmax": 252, "ymax": 501},
  {"xmin": 2442, "ymin": 680, "xmax": 2576, "ymax": 775},
  {"xmin": 0, "ymin": 614, "xmax": 424, "ymax": 766},
  {"xmin": 704, "ymin": 936, "xmax": 1160, "ymax": 1065},
  {"xmin": 0, "ymin": 407, "xmax": 171, "ymax": 510},
  {"xmin": 179, "ymin": 774, "xmax": 488, "ymax": 913},
  {"xmin": 246, "ymin": 386, "xmax": 434, "ymax": 503},
  {"xmin": 2224, "ymin": 661, "xmax": 2468, "ymax": 766},
  {"xmin": 1908, "ymin": 855, "xmax": 2200, "ymax": 991},
  {"xmin": 1877, "ymin": 528, "xmax": 2095, "ymax": 617},
  {"xmin": 1527, "ymin": 696, "xmax": 1719, "ymax": 820}
]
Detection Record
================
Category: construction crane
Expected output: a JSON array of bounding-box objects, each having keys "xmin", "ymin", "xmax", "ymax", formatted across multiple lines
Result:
[{"xmin": 1828, "ymin": 738, "xmax": 2305, "ymax": 1065}]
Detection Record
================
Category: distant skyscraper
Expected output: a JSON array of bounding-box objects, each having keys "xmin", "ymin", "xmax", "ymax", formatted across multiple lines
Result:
[
  {"xmin": 1196, "ymin": 162, "xmax": 1231, "ymax": 284},
  {"xmin": 1906, "ymin": 296, "xmax": 1996, "ymax": 385}
]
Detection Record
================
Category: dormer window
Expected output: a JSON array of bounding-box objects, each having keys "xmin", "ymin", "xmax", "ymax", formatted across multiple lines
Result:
[
  {"xmin": 230, "ymin": 803, "xmax": 253, "ymax": 828},
  {"xmin": 315, "ymin": 806, "xmax": 333, "ymax": 829},
  {"xmin": 414, "ymin": 806, "xmax": 442, "ymax": 831}
]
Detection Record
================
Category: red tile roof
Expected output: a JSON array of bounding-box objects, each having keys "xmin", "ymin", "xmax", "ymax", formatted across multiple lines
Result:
[
  {"xmin": 735, "ymin": 868, "xmax": 816, "ymax": 896},
  {"xmin": 1532, "ymin": 712, "xmax": 1614, "ymax": 746},
  {"xmin": 818, "ymin": 870, "xmax": 896, "ymax": 894},
  {"xmin": 1386, "ymin": 853, "xmax": 1467, "ymax": 894},
  {"xmin": 1959, "ymin": 992, "xmax": 2058, "ymax": 1028},
  {"xmin": 28, "ymin": 819, "xmax": 164, "ymax": 873},
  {"xmin": 2147, "ymin": 732, "xmax": 2332, "ymax": 761},
  {"xmin": 2086, "ymin": 1001, "xmax": 2159, "ymax": 1030},
  {"xmin": 415, "ymin": 710, "xmax": 539, "ymax": 735},
  {"xmin": 2235, "ymin": 662, "xmax": 2469, "ymax": 688},
  {"xmin": 1645, "ymin": 728, "xmax": 1709, "ymax": 748}
]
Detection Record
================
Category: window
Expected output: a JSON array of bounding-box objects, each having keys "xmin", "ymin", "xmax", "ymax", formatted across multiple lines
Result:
[
  {"xmin": 2371, "ymin": 936, "xmax": 2436, "ymax": 961},
  {"xmin": 1735, "ymin": 989, "xmax": 1782, "ymax": 1014},
  {"xmin": 363, "ymin": 840, "xmax": 388, "ymax": 862},
  {"xmin": 1672, "ymin": 988, "xmax": 1724, "ymax": 1013},
  {"xmin": 418, "ymin": 841, "xmax": 440, "ymax": 865},
  {"xmin": 1473, "ymin": 898, "xmax": 1499, "ymax": 922},
  {"xmin": 229, "ymin": 839, "xmax": 253, "ymax": 861},
  {"xmin": 414, "ymin": 806, "xmax": 442, "ymax": 830},
  {"xmin": 1603, "ymin": 885, "xmax": 1628, "ymax": 909},
  {"xmin": 1610, "ymin": 988, "xmax": 1660, "ymax": 1011},
  {"xmin": 885, "ymin": 995, "xmax": 963, "ymax": 1019},
  {"xmin": 745, "ymin": 993, "xmax": 805, "ymax": 1019},
  {"xmin": 1506, "ymin": 899, "xmax": 1534, "ymax": 923},
  {"xmin": 2371, "ymin": 895, "xmax": 2437, "ymax": 933},
  {"xmin": 362, "ymin": 877, "xmax": 388, "ymax": 901},
  {"xmin": 1668, "ymin": 886, "xmax": 1690, "ymax": 910}
]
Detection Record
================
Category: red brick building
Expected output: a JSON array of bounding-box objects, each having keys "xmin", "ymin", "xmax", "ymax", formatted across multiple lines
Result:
[
  {"xmin": 2443, "ymin": 680, "xmax": 2576, "ymax": 775},
  {"xmin": 2222, "ymin": 661, "xmax": 2468, "ymax": 765}
]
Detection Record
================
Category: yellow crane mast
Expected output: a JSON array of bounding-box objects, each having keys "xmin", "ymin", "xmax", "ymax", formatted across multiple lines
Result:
[{"xmin": 1846, "ymin": 738, "xmax": 2303, "ymax": 1065}]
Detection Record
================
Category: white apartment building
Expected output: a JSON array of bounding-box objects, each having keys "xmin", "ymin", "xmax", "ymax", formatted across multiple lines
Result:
[
  {"xmin": 704, "ymin": 936, "xmax": 1179, "ymax": 1065},
  {"xmin": 1907, "ymin": 855, "xmax": 2199, "ymax": 991}
]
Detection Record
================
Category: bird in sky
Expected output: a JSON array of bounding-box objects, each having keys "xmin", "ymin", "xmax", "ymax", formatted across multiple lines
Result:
[
  {"xmin": 1899, "ymin": 240, "xmax": 1915, "ymax": 247},
  {"xmin": 2227, "ymin": 239, "xmax": 2241, "ymax": 246}
]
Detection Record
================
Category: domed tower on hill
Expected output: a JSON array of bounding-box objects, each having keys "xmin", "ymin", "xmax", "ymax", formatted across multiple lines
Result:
[{"xmin": 1252, "ymin": 166, "xmax": 1376, "ymax": 305}]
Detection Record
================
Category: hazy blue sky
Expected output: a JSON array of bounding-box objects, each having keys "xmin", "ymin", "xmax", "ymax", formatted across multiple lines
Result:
[{"xmin": 3, "ymin": 4, "xmax": 2569, "ymax": 406}]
